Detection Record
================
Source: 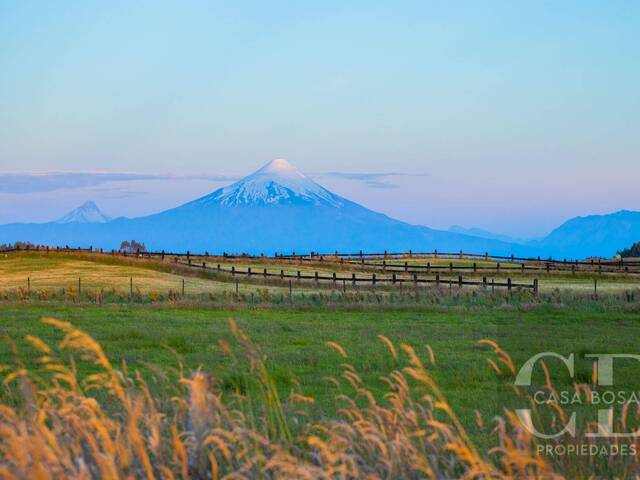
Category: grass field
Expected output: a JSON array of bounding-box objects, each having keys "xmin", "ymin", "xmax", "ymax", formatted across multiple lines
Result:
[
  {"xmin": 2, "ymin": 251, "xmax": 639, "ymax": 296},
  {"xmin": 0, "ymin": 252, "xmax": 294, "ymax": 295},
  {"xmin": 2, "ymin": 252, "xmax": 640, "ymax": 477},
  {"xmin": 2, "ymin": 304, "xmax": 640, "ymax": 446}
]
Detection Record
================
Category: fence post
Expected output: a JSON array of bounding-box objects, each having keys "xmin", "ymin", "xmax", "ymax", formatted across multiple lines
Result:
[
  {"xmin": 182, "ymin": 279, "xmax": 185, "ymax": 296},
  {"xmin": 202, "ymin": 262, "xmax": 206, "ymax": 269},
  {"xmin": 458, "ymin": 275, "xmax": 462, "ymax": 288},
  {"xmin": 263, "ymin": 268, "xmax": 267, "ymax": 277},
  {"xmin": 161, "ymin": 250, "xmax": 165, "ymax": 261},
  {"xmin": 297, "ymin": 270, "xmax": 301, "ymax": 279},
  {"xmin": 248, "ymin": 267, "xmax": 252, "ymax": 276},
  {"xmin": 436, "ymin": 274, "xmax": 440, "ymax": 287},
  {"xmin": 352, "ymin": 273, "xmax": 356, "ymax": 285},
  {"xmin": 497, "ymin": 262, "xmax": 500, "ymax": 272},
  {"xmin": 533, "ymin": 279, "xmax": 538, "ymax": 295},
  {"xmin": 392, "ymin": 273, "xmax": 396, "ymax": 284},
  {"xmin": 332, "ymin": 272, "xmax": 336, "ymax": 283},
  {"xmin": 280, "ymin": 269, "xmax": 284, "ymax": 279},
  {"xmin": 483, "ymin": 276, "xmax": 487, "ymax": 289},
  {"xmin": 507, "ymin": 278, "xmax": 512, "ymax": 291},
  {"xmin": 130, "ymin": 277, "xmax": 133, "ymax": 296},
  {"xmin": 231, "ymin": 266, "xmax": 235, "ymax": 275},
  {"xmin": 78, "ymin": 277, "xmax": 81, "ymax": 295},
  {"xmin": 372, "ymin": 273, "xmax": 376, "ymax": 285},
  {"xmin": 414, "ymin": 273, "xmax": 418, "ymax": 284},
  {"xmin": 473, "ymin": 262, "xmax": 477, "ymax": 273},
  {"xmin": 315, "ymin": 271, "xmax": 319, "ymax": 282},
  {"xmin": 449, "ymin": 262, "xmax": 453, "ymax": 272}
]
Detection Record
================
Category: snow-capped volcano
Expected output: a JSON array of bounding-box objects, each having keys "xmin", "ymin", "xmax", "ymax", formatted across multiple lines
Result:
[
  {"xmin": 56, "ymin": 201, "xmax": 111, "ymax": 224},
  {"xmin": 0, "ymin": 159, "xmax": 532, "ymax": 257},
  {"xmin": 193, "ymin": 158, "xmax": 344, "ymax": 207}
]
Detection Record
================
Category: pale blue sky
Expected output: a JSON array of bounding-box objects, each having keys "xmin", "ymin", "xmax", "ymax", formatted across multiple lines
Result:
[{"xmin": 1, "ymin": 1, "xmax": 639, "ymax": 236}]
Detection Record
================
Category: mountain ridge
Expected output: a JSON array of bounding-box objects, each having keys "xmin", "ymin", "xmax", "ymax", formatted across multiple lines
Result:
[{"xmin": 0, "ymin": 160, "xmax": 637, "ymax": 258}]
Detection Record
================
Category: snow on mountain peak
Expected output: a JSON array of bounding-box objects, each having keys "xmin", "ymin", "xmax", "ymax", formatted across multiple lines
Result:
[
  {"xmin": 195, "ymin": 159, "xmax": 344, "ymax": 207},
  {"xmin": 260, "ymin": 158, "xmax": 299, "ymax": 175},
  {"xmin": 56, "ymin": 201, "xmax": 111, "ymax": 224}
]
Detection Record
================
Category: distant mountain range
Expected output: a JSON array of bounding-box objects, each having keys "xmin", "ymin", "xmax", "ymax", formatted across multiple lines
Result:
[
  {"xmin": 447, "ymin": 225, "xmax": 528, "ymax": 245},
  {"xmin": 0, "ymin": 159, "xmax": 638, "ymax": 259},
  {"xmin": 531, "ymin": 210, "xmax": 640, "ymax": 259}
]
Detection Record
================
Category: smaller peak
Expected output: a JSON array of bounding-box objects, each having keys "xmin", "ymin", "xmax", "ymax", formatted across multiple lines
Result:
[{"xmin": 56, "ymin": 200, "xmax": 111, "ymax": 224}]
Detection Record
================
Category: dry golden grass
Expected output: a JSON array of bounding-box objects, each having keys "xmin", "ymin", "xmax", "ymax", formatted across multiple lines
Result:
[
  {"xmin": 0, "ymin": 253, "xmax": 291, "ymax": 296},
  {"xmin": 3, "ymin": 317, "xmax": 638, "ymax": 478},
  {"xmin": 2, "ymin": 251, "xmax": 639, "ymax": 297}
]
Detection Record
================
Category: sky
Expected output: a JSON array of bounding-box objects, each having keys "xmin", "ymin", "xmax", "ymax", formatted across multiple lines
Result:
[{"xmin": 1, "ymin": 1, "xmax": 639, "ymax": 237}]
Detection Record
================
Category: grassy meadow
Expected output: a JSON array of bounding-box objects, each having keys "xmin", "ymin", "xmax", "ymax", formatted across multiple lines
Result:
[
  {"xmin": 2, "ymin": 250, "xmax": 640, "ymax": 296},
  {"xmin": 2, "ymin": 305, "xmax": 640, "ymax": 437},
  {"xmin": 1, "ymin": 251, "xmax": 640, "ymax": 477}
]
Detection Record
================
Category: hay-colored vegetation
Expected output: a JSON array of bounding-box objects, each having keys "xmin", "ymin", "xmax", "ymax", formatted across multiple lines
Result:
[
  {"xmin": 0, "ymin": 253, "xmax": 292, "ymax": 296},
  {"xmin": 1, "ymin": 251, "xmax": 639, "ymax": 297},
  {"xmin": 1, "ymin": 317, "xmax": 639, "ymax": 478}
]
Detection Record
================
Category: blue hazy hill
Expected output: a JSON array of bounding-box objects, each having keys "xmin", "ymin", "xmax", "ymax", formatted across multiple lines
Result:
[
  {"xmin": 1, "ymin": 160, "xmax": 637, "ymax": 258},
  {"xmin": 533, "ymin": 210, "xmax": 640, "ymax": 259},
  {"xmin": 0, "ymin": 159, "xmax": 530, "ymax": 256}
]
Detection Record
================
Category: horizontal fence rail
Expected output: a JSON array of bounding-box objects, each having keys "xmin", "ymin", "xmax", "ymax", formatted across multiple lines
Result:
[
  {"xmin": 2, "ymin": 245, "xmax": 639, "ymax": 283},
  {"xmin": 340, "ymin": 259, "xmax": 640, "ymax": 276},
  {"xmin": 4, "ymin": 244, "xmax": 640, "ymax": 266},
  {"xmin": 174, "ymin": 258, "xmax": 538, "ymax": 292}
]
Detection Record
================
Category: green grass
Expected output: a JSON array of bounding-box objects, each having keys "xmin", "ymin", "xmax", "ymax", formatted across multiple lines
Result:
[{"xmin": 2, "ymin": 304, "xmax": 640, "ymax": 447}]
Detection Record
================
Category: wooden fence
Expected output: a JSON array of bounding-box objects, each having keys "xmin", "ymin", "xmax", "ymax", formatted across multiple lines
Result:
[
  {"xmin": 4, "ymin": 244, "xmax": 639, "ymax": 283},
  {"xmin": 175, "ymin": 258, "xmax": 538, "ymax": 292},
  {"xmin": 4, "ymin": 244, "xmax": 639, "ymax": 267},
  {"xmin": 340, "ymin": 258, "xmax": 640, "ymax": 276}
]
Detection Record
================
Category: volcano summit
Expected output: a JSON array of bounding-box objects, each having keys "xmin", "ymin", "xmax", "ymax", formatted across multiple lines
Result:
[{"xmin": 0, "ymin": 159, "xmax": 526, "ymax": 255}]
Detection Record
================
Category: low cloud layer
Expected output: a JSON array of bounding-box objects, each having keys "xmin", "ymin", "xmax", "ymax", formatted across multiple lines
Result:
[
  {"xmin": 0, "ymin": 172, "xmax": 239, "ymax": 194},
  {"xmin": 323, "ymin": 172, "xmax": 429, "ymax": 189},
  {"xmin": 0, "ymin": 171, "xmax": 427, "ymax": 194}
]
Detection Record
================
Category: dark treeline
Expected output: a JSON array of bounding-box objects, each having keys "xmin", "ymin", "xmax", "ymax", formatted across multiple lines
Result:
[
  {"xmin": 619, "ymin": 241, "xmax": 640, "ymax": 258},
  {"xmin": 0, "ymin": 241, "xmax": 36, "ymax": 251}
]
